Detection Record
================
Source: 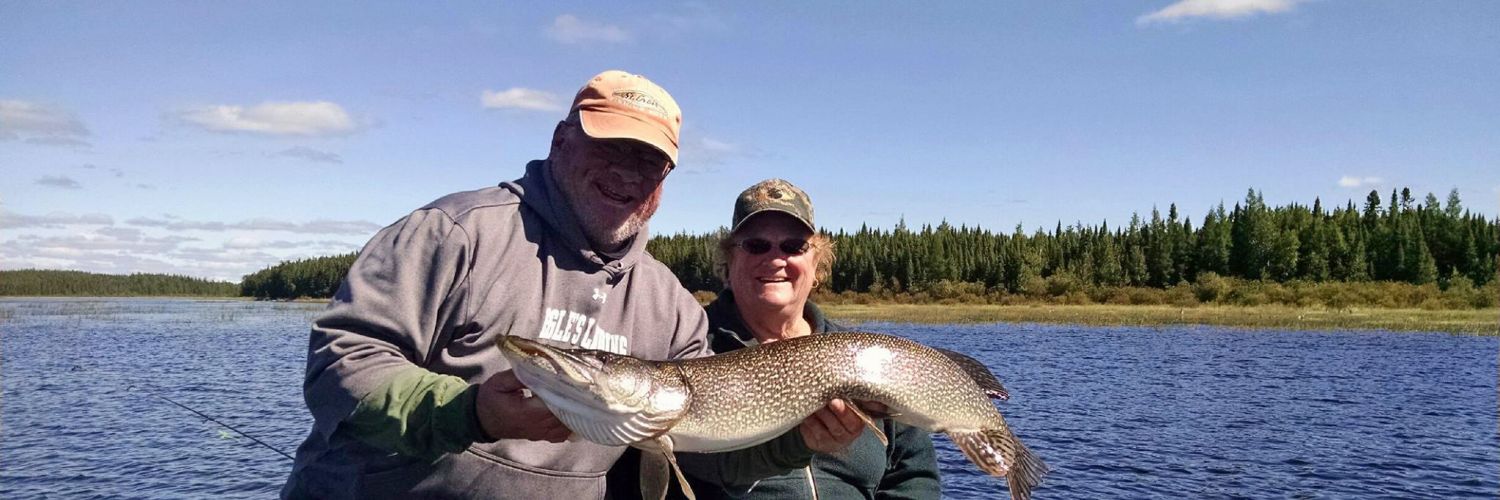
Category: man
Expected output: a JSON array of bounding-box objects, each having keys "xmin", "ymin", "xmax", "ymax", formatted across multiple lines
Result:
[{"xmin": 282, "ymin": 70, "xmax": 867, "ymax": 499}]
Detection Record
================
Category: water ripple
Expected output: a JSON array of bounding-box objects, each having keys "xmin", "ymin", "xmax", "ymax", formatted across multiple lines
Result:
[{"xmin": 3, "ymin": 300, "xmax": 1497, "ymax": 498}]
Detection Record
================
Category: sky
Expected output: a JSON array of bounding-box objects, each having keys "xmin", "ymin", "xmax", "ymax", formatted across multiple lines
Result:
[{"xmin": 2, "ymin": 1, "xmax": 1496, "ymax": 282}]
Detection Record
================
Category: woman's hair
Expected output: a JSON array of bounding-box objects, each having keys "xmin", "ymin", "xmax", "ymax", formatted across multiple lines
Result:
[{"xmin": 715, "ymin": 229, "xmax": 836, "ymax": 288}]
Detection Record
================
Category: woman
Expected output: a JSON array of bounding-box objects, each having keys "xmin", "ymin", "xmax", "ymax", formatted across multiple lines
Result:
[{"xmin": 684, "ymin": 178, "xmax": 941, "ymax": 499}]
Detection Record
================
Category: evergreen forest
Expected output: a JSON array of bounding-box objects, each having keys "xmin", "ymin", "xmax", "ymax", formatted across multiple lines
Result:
[
  {"xmin": 238, "ymin": 253, "xmax": 358, "ymax": 299},
  {"xmin": 0, "ymin": 270, "xmax": 238, "ymax": 297},
  {"xmin": 238, "ymin": 187, "xmax": 1497, "ymax": 308},
  {"xmin": 4, "ymin": 188, "xmax": 1495, "ymax": 309},
  {"xmin": 650, "ymin": 188, "xmax": 1498, "ymax": 309}
]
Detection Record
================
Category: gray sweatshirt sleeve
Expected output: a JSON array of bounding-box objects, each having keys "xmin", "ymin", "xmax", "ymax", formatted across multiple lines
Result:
[
  {"xmin": 301, "ymin": 208, "xmax": 478, "ymax": 457},
  {"xmin": 666, "ymin": 286, "xmax": 712, "ymax": 360}
]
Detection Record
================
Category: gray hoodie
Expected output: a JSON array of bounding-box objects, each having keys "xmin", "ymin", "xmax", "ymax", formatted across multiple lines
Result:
[{"xmin": 283, "ymin": 160, "xmax": 711, "ymax": 499}]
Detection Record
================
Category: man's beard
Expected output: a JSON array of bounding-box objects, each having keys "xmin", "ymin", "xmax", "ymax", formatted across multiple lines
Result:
[{"xmin": 579, "ymin": 189, "xmax": 661, "ymax": 250}]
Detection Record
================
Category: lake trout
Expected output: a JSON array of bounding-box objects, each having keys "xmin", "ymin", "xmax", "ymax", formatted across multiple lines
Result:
[{"xmin": 499, "ymin": 331, "xmax": 1048, "ymax": 500}]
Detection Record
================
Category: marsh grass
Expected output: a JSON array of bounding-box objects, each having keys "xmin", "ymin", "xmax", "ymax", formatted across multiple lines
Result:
[
  {"xmin": 4, "ymin": 300, "xmax": 151, "ymax": 320},
  {"xmin": 823, "ymin": 303, "xmax": 1500, "ymax": 335}
]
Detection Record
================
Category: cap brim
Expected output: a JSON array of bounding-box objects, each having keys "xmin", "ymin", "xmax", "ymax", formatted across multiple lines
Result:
[
  {"xmin": 579, "ymin": 109, "xmax": 679, "ymax": 164},
  {"xmin": 730, "ymin": 208, "xmax": 816, "ymax": 235}
]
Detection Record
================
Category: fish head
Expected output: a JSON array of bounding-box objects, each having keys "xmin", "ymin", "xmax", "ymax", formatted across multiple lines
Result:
[{"xmin": 498, "ymin": 335, "xmax": 690, "ymax": 446}]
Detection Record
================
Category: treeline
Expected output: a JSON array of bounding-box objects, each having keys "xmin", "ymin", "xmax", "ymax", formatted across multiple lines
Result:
[
  {"xmin": 0, "ymin": 270, "xmax": 238, "ymax": 297},
  {"xmin": 236, "ymin": 187, "xmax": 1498, "ymax": 307},
  {"xmin": 649, "ymin": 188, "xmax": 1499, "ymax": 308},
  {"xmin": 239, "ymin": 252, "xmax": 356, "ymax": 299}
]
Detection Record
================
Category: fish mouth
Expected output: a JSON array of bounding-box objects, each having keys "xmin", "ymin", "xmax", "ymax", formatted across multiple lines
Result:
[
  {"xmin": 498, "ymin": 336, "xmax": 599, "ymax": 386},
  {"xmin": 497, "ymin": 335, "xmax": 687, "ymax": 447}
]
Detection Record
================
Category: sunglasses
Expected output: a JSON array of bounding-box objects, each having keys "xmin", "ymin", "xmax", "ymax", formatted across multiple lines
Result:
[
  {"xmin": 588, "ymin": 140, "xmax": 674, "ymax": 181},
  {"xmin": 735, "ymin": 237, "xmax": 810, "ymax": 256}
]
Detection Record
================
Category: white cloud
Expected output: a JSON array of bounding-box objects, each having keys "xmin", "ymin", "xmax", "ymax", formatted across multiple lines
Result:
[
  {"xmin": 224, "ymin": 237, "xmax": 351, "ymax": 250},
  {"xmin": 675, "ymin": 135, "xmax": 769, "ymax": 173},
  {"xmin": 1, "ymin": 224, "xmax": 364, "ymax": 281},
  {"xmin": 649, "ymin": 3, "xmax": 728, "ymax": 35},
  {"xmin": 273, "ymin": 146, "xmax": 344, "ymax": 164},
  {"xmin": 0, "ymin": 210, "xmax": 114, "ymax": 229},
  {"xmin": 481, "ymin": 88, "xmax": 565, "ymax": 111},
  {"xmin": 0, "ymin": 100, "xmax": 91, "ymax": 147},
  {"xmin": 175, "ymin": 101, "xmax": 357, "ymax": 137},
  {"xmin": 6, "ymin": 232, "xmax": 197, "ymax": 254},
  {"xmin": 125, "ymin": 216, "xmax": 381, "ymax": 235},
  {"xmin": 96, "ymin": 227, "xmax": 144, "ymax": 240},
  {"xmin": 24, "ymin": 136, "xmax": 92, "ymax": 148},
  {"xmin": 0, "ymin": 234, "xmax": 257, "ymax": 282},
  {"xmin": 297, "ymin": 219, "xmax": 384, "ymax": 234},
  {"xmin": 36, "ymin": 175, "xmax": 83, "ymax": 190},
  {"xmin": 699, "ymin": 137, "xmax": 738, "ymax": 153},
  {"xmin": 1138, "ymin": 0, "xmax": 1302, "ymax": 25},
  {"xmin": 1338, "ymin": 175, "xmax": 1383, "ymax": 188},
  {"xmin": 547, "ymin": 14, "xmax": 632, "ymax": 44},
  {"xmin": 677, "ymin": 137, "xmax": 738, "ymax": 170},
  {"xmin": 80, "ymin": 164, "xmax": 126, "ymax": 177}
]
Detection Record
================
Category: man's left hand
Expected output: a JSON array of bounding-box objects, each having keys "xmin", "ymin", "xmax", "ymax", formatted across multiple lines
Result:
[{"xmin": 799, "ymin": 399, "xmax": 868, "ymax": 454}]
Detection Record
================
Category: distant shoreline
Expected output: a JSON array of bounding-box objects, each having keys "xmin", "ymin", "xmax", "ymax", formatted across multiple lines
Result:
[
  {"xmin": 0, "ymin": 295, "xmax": 252, "ymax": 300},
  {"xmin": 824, "ymin": 303, "xmax": 1499, "ymax": 335},
  {"xmin": 3, "ymin": 296, "xmax": 1493, "ymax": 335}
]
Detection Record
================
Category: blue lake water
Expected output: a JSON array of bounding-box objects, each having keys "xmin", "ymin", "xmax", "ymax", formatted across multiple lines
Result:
[{"xmin": 1, "ymin": 298, "xmax": 1496, "ymax": 499}]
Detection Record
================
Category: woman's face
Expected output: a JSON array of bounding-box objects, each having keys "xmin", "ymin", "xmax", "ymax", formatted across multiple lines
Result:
[{"xmin": 727, "ymin": 212, "xmax": 817, "ymax": 312}]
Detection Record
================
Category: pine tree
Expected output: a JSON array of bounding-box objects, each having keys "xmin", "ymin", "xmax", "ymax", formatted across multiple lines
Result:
[
  {"xmin": 1267, "ymin": 229, "xmax": 1300, "ymax": 281},
  {"xmin": 1414, "ymin": 236, "xmax": 1439, "ymax": 285},
  {"xmin": 1197, "ymin": 204, "xmax": 1231, "ymax": 276}
]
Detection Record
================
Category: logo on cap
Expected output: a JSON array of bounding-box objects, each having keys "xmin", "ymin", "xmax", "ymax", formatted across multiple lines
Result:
[
  {"xmin": 733, "ymin": 178, "xmax": 815, "ymax": 233},
  {"xmin": 756, "ymin": 184, "xmax": 798, "ymax": 203},
  {"xmin": 610, "ymin": 90, "xmax": 669, "ymax": 119}
]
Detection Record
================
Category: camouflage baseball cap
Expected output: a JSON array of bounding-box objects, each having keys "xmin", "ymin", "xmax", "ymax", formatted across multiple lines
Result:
[{"xmin": 731, "ymin": 178, "xmax": 815, "ymax": 234}]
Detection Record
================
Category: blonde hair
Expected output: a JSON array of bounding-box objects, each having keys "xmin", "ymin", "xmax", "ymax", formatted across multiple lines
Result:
[{"xmin": 715, "ymin": 231, "xmax": 836, "ymax": 289}]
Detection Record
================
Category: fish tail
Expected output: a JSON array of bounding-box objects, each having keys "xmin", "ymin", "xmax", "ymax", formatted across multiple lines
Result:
[{"xmin": 948, "ymin": 428, "xmax": 1048, "ymax": 500}]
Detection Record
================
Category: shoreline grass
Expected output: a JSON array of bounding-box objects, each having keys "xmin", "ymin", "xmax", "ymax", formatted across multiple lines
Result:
[
  {"xmin": 0, "ymin": 295, "xmax": 252, "ymax": 300},
  {"xmin": 823, "ymin": 303, "xmax": 1499, "ymax": 335},
  {"xmin": 5, "ymin": 296, "xmax": 1494, "ymax": 335}
]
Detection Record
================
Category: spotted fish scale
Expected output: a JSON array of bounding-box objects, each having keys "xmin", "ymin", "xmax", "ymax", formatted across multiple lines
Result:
[{"xmin": 499, "ymin": 331, "xmax": 1048, "ymax": 500}]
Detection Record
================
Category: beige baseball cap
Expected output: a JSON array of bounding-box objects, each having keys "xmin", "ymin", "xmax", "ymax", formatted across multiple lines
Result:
[{"xmin": 571, "ymin": 70, "xmax": 683, "ymax": 165}]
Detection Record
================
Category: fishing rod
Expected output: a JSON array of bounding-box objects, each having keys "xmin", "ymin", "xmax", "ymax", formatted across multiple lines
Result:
[{"xmin": 129, "ymin": 384, "xmax": 294, "ymax": 461}]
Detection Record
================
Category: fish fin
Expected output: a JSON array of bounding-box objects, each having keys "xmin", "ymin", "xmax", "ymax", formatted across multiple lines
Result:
[
  {"xmin": 664, "ymin": 449, "xmax": 695, "ymax": 500},
  {"xmin": 640, "ymin": 436, "xmax": 696, "ymax": 500},
  {"xmin": 638, "ymin": 447, "xmax": 671, "ymax": 500},
  {"xmin": 947, "ymin": 429, "xmax": 1048, "ymax": 500},
  {"xmin": 935, "ymin": 347, "xmax": 1011, "ymax": 401},
  {"xmin": 844, "ymin": 400, "xmax": 889, "ymax": 447}
]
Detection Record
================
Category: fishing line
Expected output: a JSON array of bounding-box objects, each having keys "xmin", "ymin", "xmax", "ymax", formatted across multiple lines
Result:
[{"xmin": 128, "ymin": 384, "xmax": 295, "ymax": 461}]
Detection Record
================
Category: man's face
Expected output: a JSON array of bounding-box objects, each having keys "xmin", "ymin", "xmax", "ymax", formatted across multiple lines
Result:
[{"xmin": 552, "ymin": 123, "xmax": 672, "ymax": 249}]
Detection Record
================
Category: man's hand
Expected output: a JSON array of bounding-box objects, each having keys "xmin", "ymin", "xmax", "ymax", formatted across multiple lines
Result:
[
  {"xmin": 798, "ymin": 399, "xmax": 872, "ymax": 454},
  {"xmin": 475, "ymin": 370, "xmax": 571, "ymax": 442}
]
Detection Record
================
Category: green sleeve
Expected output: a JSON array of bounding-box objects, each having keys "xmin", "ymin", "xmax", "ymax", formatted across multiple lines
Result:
[
  {"xmin": 343, "ymin": 367, "xmax": 487, "ymax": 460},
  {"xmin": 678, "ymin": 428, "xmax": 814, "ymax": 490},
  {"xmin": 874, "ymin": 422, "xmax": 941, "ymax": 500}
]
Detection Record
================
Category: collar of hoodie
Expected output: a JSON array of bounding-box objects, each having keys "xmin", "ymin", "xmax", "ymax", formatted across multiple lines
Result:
[{"xmin": 503, "ymin": 159, "xmax": 647, "ymax": 280}]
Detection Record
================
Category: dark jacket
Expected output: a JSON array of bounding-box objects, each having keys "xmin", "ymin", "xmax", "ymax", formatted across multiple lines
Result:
[{"xmin": 657, "ymin": 290, "xmax": 942, "ymax": 500}]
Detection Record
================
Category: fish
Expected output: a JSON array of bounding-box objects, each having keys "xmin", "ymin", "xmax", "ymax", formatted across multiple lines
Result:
[{"xmin": 499, "ymin": 331, "xmax": 1048, "ymax": 500}]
